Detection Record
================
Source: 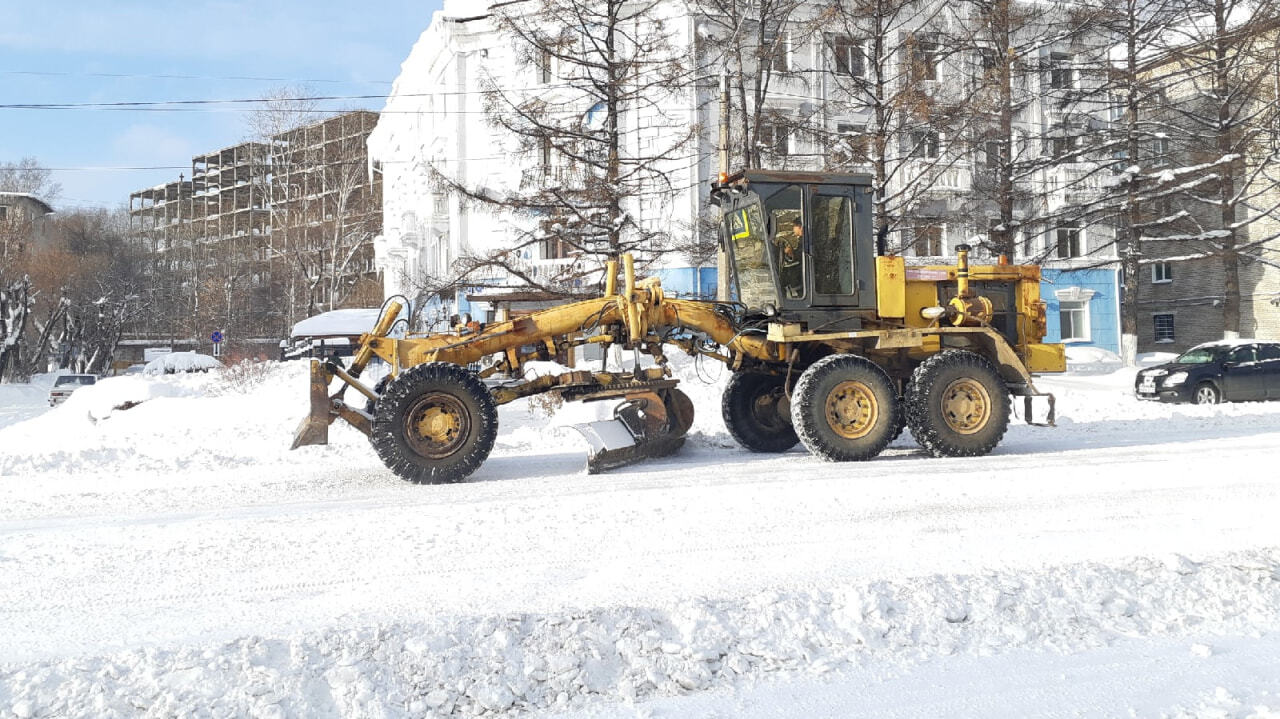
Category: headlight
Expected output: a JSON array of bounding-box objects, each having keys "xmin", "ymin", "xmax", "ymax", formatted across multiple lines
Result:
[{"xmin": 1163, "ymin": 371, "xmax": 1189, "ymax": 386}]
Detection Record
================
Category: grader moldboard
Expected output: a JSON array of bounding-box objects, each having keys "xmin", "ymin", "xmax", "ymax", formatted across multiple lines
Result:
[{"xmin": 292, "ymin": 170, "xmax": 1066, "ymax": 483}]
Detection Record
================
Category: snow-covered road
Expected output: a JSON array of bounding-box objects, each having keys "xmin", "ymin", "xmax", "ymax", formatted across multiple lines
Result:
[{"xmin": 1, "ymin": 364, "xmax": 1278, "ymax": 717}]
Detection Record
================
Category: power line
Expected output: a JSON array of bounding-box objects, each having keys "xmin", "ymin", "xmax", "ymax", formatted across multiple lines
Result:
[{"xmin": 0, "ymin": 70, "xmax": 392, "ymax": 85}]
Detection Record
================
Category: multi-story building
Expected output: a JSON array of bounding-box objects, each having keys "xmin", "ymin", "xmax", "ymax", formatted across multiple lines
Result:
[
  {"xmin": 127, "ymin": 111, "xmax": 383, "ymax": 343},
  {"xmin": 1130, "ymin": 22, "xmax": 1280, "ymax": 353},
  {"xmin": 370, "ymin": 1, "xmax": 1121, "ymax": 352},
  {"xmin": 0, "ymin": 192, "xmax": 55, "ymax": 262}
]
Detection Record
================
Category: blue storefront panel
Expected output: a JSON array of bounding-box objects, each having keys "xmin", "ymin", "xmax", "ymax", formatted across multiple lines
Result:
[{"xmin": 1040, "ymin": 268, "xmax": 1121, "ymax": 354}]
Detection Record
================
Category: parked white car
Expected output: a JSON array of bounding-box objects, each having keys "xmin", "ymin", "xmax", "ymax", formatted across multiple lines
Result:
[{"xmin": 48, "ymin": 374, "xmax": 97, "ymax": 406}]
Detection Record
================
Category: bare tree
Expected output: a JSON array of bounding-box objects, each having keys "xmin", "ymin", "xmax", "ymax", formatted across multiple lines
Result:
[
  {"xmin": 956, "ymin": 0, "xmax": 1097, "ymax": 259},
  {"xmin": 0, "ymin": 157, "xmax": 62, "ymax": 202},
  {"xmin": 813, "ymin": 0, "xmax": 984, "ymax": 255},
  {"xmin": 430, "ymin": 0, "xmax": 698, "ymax": 295},
  {"xmin": 692, "ymin": 0, "xmax": 806, "ymax": 169},
  {"xmin": 1153, "ymin": 0, "xmax": 1280, "ymax": 339},
  {"xmin": 1063, "ymin": 0, "xmax": 1187, "ymax": 363}
]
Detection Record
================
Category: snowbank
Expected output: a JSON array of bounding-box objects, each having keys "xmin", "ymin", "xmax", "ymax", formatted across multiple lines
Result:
[
  {"xmin": 0, "ymin": 363, "xmax": 378, "ymax": 477},
  {"xmin": 3, "ymin": 549, "xmax": 1277, "ymax": 717},
  {"xmin": 291, "ymin": 308, "xmax": 385, "ymax": 339},
  {"xmin": 143, "ymin": 352, "xmax": 222, "ymax": 375},
  {"xmin": 1064, "ymin": 345, "xmax": 1123, "ymax": 375}
]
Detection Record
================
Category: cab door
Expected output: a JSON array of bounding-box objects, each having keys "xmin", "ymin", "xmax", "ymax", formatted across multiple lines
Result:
[{"xmin": 807, "ymin": 184, "xmax": 867, "ymax": 308}]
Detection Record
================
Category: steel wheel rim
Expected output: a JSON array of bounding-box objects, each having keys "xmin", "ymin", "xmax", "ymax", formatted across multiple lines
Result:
[
  {"xmin": 941, "ymin": 378, "xmax": 991, "ymax": 435},
  {"xmin": 405, "ymin": 392, "xmax": 470, "ymax": 459},
  {"xmin": 1196, "ymin": 386, "xmax": 1216, "ymax": 404},
  {"xmin": 825, "ymin": 380, "xmax": 878, "ymax": 439},
  {"xmin": 751, "ymin": 387, "xmax": 788, "ymax": 431}
]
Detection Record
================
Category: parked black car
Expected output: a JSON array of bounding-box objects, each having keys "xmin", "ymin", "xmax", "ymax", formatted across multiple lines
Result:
[{"xmin": 1135, "ymin": 340, "xmax": 1280, "ymax": 404}]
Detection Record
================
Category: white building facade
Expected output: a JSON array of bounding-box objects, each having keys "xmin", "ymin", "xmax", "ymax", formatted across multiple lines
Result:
[{"xmin": 370, "ymin": 0, "xmax": 1122, "ymax": 351}]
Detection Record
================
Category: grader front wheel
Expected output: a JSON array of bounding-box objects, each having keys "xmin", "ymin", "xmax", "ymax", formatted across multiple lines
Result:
[
  {"xmin": 371, "ymin": 362, "xmax": 499, "ymax": 484},
  {"xmin": 790, "ymin": 354, "xmax": 899, "ymax": 462},
  {"xmin": 905, "ymin": 350, "xmax": 1010, "ymax": 458}
]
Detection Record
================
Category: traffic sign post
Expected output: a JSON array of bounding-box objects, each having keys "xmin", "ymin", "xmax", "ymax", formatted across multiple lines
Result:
[{"xmin": 211, "ymin": 330, "xmax": 224, "ymax": 358}]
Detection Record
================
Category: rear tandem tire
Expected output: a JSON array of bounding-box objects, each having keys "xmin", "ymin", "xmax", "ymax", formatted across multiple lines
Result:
[
  {"xmin": 790, "ymin": 354, "xmax": 899, "ymax": 462},
  {"xmin": 721, "ymin": 372, "xmax": 799, "ymax": 453},
  {"xmin": 905, "ymin": 350, "xmax": 1010, "ymax": 458},
  {"xmin": 371, "ymin": 362, "xmax": 498, "ymax": 484}
]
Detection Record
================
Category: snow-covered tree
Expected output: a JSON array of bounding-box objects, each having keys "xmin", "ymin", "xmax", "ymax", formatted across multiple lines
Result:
[{"xmin": 1152, "ymin": 0, "xmax": 1280, "ymax": 338}]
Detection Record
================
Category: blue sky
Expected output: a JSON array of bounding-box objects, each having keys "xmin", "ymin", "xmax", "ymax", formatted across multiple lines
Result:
[{"xmin": 0, "ymin": 1, "xmax": 444, "ymax": 210}]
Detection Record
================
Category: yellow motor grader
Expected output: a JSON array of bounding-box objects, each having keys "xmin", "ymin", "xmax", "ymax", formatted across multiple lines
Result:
[{"xmin": 292, "ymin": 170, "xmax": 1065, "ymax": 483}]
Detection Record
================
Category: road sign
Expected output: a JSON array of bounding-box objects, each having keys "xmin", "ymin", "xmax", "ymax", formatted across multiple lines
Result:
[{"xmin": 211, "ymin": 331, "xmax": 224, "ymax": 343}]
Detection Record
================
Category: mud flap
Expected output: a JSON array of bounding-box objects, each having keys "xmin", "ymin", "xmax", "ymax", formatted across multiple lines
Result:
[
  {"xmin": 570, "ymin": 389, "xmax": 694, "ymax": 474},
  {"xmin": 290, "ymin": 360, "xmax": 334, "ymax": 449}
]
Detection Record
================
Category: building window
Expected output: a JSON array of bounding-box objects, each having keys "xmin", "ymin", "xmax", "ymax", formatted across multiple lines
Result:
[
  {"xmin": 1154, "ymin": 313, "xmax": 1175, "ymax": 343},
  {"xmin": 758, "ymin": 121, "xmax": 789, "ymax": 157},
  {"xmin": 1056, "ymin": 222, "xmax": 1082, "ymax": 258},
  {"xmin": 909, "ymin": 33, "xmax": 939, "ymax": 82},
  {"xmin": 537, "ymin": 47, "xmax": 553, "ymax": 84},
  {"xmin": 539, "ymin": 137, "xmax": 553, "ymax": 176},
  {"xmin": 0, "ymin": 205, "xmax": 7, "ymax": 221},
  {"xmin": 763, "ymin": 30, "xmax": 790, "ymax": 73},
  {"xmin": 979, "ymin": 47, "xmax": 999, "ymax": 73},
  {"xmin": 830, "ymin": 34, "xmax": 864, "ymax": 77},
  {"xmin": 908, "ymin": 129, "xmax": 940, "ymax": 159},
  {"xmin": 1049, "ymin": 51, "xmax": 1074, "ymax": 89},
  {"xmin": 1151, "ymin": 261, "xmax": 1172, "ymax": 284},
  {"xmin": 911, "ymin": 223, "xmax": 943, "ymax": 257},
  {"xmin": 832, "ymin": 122, "xmax": 868, "ymax": 164},
  {"xmin": 1059, "ymin": 299, "xmax": 1090, "ymax": 342},
  {"xmin": 982, "ymin": 140, "xmax": 1002, "ymax": 170}
]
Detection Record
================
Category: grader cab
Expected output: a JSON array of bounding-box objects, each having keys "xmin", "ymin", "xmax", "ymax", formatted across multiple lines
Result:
[{"xmin": 292, "ymin": 170, "xmax": 1065, "ymax": 483}]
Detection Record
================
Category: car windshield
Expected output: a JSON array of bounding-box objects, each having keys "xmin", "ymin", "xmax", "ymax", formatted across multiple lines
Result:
[
  {"xmin": 724, "ymin": 201, "xmax": 776, "ymax": 309},
  {"xmin": 1175, "ymin": 348, "xmax": 1222, "ymax": 364},
  {"xmin": 54, "ymin": 375, "xmax": 96, "ymax": 386}
]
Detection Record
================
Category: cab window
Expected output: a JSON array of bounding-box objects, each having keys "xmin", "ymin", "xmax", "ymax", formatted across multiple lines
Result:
[
  {"xmin": 811, "ymin": 194, "xmax": 855, "ymax": 295},
  {"xmin": 764, "ymin": 185, "xmax": 805, "ymax": 300}
]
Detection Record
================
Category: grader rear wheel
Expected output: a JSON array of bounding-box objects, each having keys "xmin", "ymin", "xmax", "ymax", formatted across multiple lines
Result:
[
  {"xmin": 371, "ymin": 362, "xmax": 498, "ymax": 484},
  {"xmin": 790, "ymin": 354, "xmax": 899, "ymax": 462},
  {"xmin": 721, "ymin": 372, "xmax": 798, "ymax": 453},
  {"xmin": 905, "ymin": 350, "xmax": 1010, "ymax": 458}
]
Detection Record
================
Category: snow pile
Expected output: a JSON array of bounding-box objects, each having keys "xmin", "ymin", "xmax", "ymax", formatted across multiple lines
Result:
[
  {"xmin": 1064, "ymin": 345, "xmax": 1123, "ymax": 374},
  {"xmin": 291, "ymin": 308, "xmax": 385, "ymax": 339},
  {"xmin": 143, "ymin": 351, "xmax": 222, "ymax": 375},
  {"xmin": 3, "ymin": 549, "xmax": 1278, "ymax": 718},
  {"xmin": 0, "ymin": 363, "xmax": 379, "ymax": 477}
]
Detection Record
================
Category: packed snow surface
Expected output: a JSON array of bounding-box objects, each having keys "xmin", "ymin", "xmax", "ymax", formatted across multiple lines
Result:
[{"xmin": 1, "ymin": 357, "xmax": 1279, "ymax": 717}]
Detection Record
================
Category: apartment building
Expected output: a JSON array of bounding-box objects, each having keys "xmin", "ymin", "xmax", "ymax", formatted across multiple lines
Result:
[
  {"xmin": 128, "ymin": 111, "xmax": 383, "ymax": 341},
  {"xmin": 370, "ymin": 0, "xmax": 1121, "ymax": 351}
]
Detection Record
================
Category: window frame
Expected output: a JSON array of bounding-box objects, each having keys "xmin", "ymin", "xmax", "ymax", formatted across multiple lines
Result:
[
  {"xmin": 909, "ymin": 33, "xmax": 940, "ymax": 83},
  {"xmin": 1048, "ymin": 51, "xmax": 1074, "ymax": 90},
  {"xmin": 830, "ymin": 34, "xmax": 865, "ymax": 78},
  {"xmin": 1055, "ymin": 221, "xmax": 1083, "ymax": 259},
  {"xmin": 763, "ymin": 29, "xmax": 791, "ymax": 74},
  {"xmin": 1153, "ymin": 313, "xmax": 1175, "ymax": 344},
  {"xmin": 1151, "ymin": 261, "xmax": 1172, "ymax": 284},
  {"xmin": 1058, "ymin": 299, "xmax": 1090, "ymax": 343}
]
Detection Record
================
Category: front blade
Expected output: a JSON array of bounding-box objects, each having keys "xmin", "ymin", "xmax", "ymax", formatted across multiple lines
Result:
[{"xmin": 290, "ymin": 360, "xmax": 333, "ymax": 449}]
